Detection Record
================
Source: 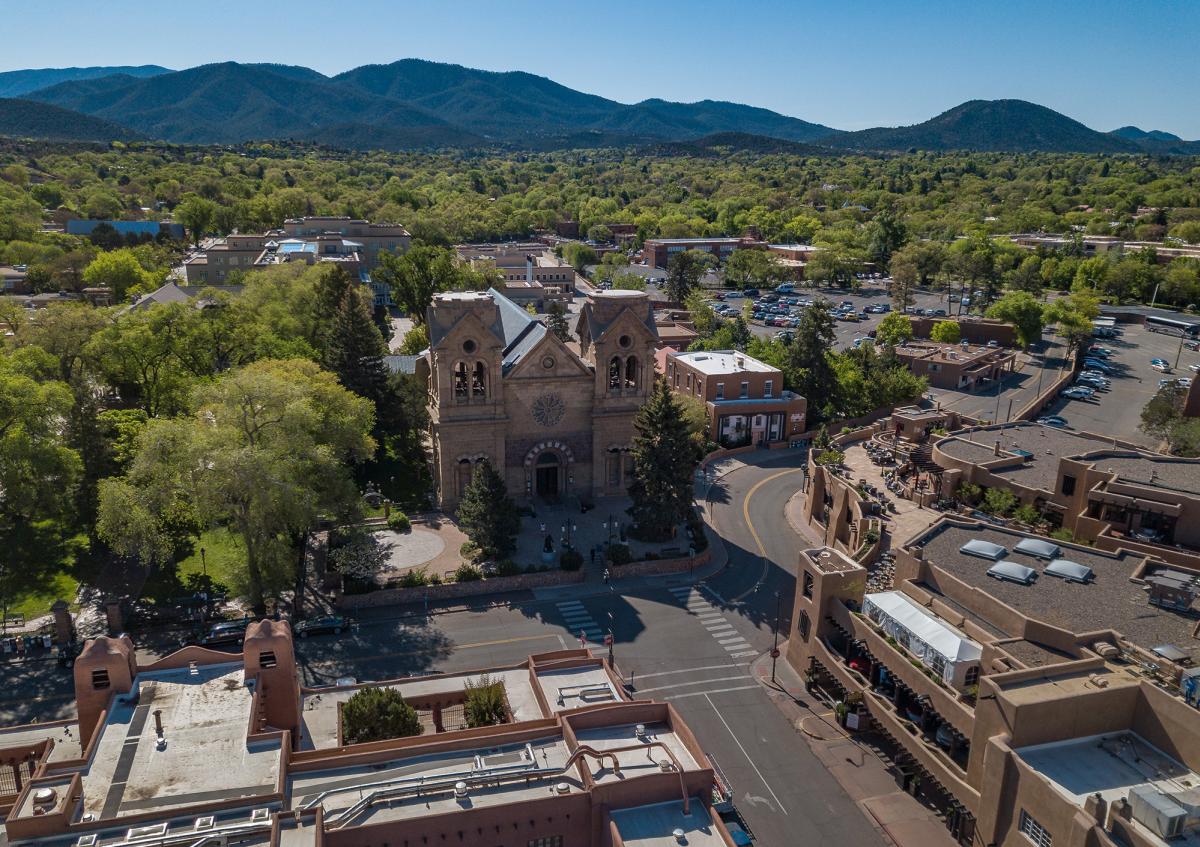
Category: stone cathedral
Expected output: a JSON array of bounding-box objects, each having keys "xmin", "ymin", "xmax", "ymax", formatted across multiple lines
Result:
[{"xmin": 418, "ymin": 288, "xmax": 660, "ymax": 509}]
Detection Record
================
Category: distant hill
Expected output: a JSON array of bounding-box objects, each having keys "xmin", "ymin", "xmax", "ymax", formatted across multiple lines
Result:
[
  {"xmin": 824, "ymin": 100, "xmax": 1143, "ymax": 154},
  {"xmin": 13, "ymin": 61, "xmax": 1196, "ymax": 154},
  {"xmin": 28, "ymin": 62, "xmax": 456, "ymax": 147},
  {"xmin": 1110, "ymin": 125, "xmax": 1182, "ymax": 142},
  {"xmin": 25, "ymin": 58, "xmax": 837, "ymax": 149},
  {"xmin": 0, "ymin": 97, "xmax": 142, "ymax": 142},
  {"xmin": 0, "ymin": 65, "xmax": 169, "ymax": 98}
]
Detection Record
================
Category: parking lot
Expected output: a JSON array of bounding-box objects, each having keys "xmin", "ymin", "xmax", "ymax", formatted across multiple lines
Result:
[{"xmin": 1039, "ymin": 323, "xmax": 1198, "ymax": 447}]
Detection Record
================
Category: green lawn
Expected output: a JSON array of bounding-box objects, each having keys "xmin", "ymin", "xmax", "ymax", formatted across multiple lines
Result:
[
  {"xmin": 176, "ymin": 528, "xmax": 246, "ymax": 593},
  {"xmin": 2, "ymin": 522, "xmax": 90, "ymax": 622}
]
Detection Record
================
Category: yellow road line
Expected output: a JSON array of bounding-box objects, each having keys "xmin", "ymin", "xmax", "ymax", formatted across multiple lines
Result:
[{"xmin": 734, "ymin": 468, "xmax": 802, "ymax": 602}]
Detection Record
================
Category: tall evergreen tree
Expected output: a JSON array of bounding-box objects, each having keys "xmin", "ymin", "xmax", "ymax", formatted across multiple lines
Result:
[
  {"xmin": 545, "ymin": 301, "xmax": 570, "ymax": 341},
  {"xmin": 456, "ymin": 459, "xmax": 520, "ymax": 559},
  {"xmin": 784, "ymin": 302, "xmax": 838, "ymax": 425},
  {"xmin": 323, "ymin": 283, "xmax": 391, "ymax": 418},
  {"xmin": 627, "ymin": 377, "xmax": 702, "ymax": 540}
]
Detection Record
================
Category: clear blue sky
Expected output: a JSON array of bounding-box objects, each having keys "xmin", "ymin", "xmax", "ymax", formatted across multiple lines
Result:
[{"xmin": 7, "ymin": 0, "xmax": 1200, "ymax": 136}]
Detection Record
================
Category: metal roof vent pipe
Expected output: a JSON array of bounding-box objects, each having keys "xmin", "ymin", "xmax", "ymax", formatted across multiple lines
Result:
[
  {"xmin": 673, "ymin": 827, "xmax": 687, "ymax": 843},
  {"xmin": 154, "ymin": 708, "xmax": 167, "ymax": 750},
  {"xmin": 555, "ymin": 782, "xmax": 571, "ymax": 795},
  {"xmin": 635, "ymin": 723, "xmax": 647, "ymax": 740},
  {"xmin": 454, "ymin": 781, "xmax": 468, "ymax": 799}
]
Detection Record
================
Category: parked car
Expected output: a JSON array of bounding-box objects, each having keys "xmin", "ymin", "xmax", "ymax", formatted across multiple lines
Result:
[
  {"xmin": 1076, "ymin": 375, "xmax": 1108, "ymax": 389},
  {"xmin": 1082, "ymin": 360, "xmax": 1112, "ymax": 374},
  {"xmin": 1184, "ymin": 340, "xmax": 1200, "ymax": 352},
  {"xmin": 1190, "ymin": 364, "xmax": 1200, "ymax": 374},
  {"xmin": 1061, "ymin": 387, "xmax": 1094, "ymax": 400},
  {"xmin": 1150, "ymin": 359, "xmax": 1172, "ymax": 373},
  {"xmin": 293, "ymin": 615, "xmax": 348, "ymax": 638},
  {"xmin": 775, "ymin": 283, "xmax": 795, "ymax": 294},
  {"xmin": 742, "ymin": 288, "xmax": 759, "ymax": 297},
  {"xmin": 201, "ymin": 618, "xmax": 250, "ymax": 647},
  {"xmin": 1088, "ymin": 345, "xmax": 1112, "ymax": 358},
  {"xmin": 1038, "ymin": 415, "xmax": 1068, "ymax": 427}
]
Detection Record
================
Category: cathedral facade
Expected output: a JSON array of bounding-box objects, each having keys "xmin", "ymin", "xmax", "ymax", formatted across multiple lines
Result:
[{"xmin": 419, "ymin": 288, "xmax": 659, "ymax": 509}]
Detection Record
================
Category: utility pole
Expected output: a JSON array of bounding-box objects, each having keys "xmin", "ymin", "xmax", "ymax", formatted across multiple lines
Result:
[{"xmin": 770, "ymin": 591, "xmax": 783, "ymax": 684}]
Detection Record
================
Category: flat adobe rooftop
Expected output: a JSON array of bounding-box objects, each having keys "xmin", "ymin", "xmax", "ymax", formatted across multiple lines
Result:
[
  {"xmin": 81, "ymin": 663, "xmax": 281, "ymax": 821},
  {"xmin": 912, "ymin": 522, "xmax": 1198, "ymax": 663},
  {"xmin": 1017, "ymin": 732, "xmax": 1200, "ymax": 847},
  {"xmin": 611, "ymin": 800, "xmax": 725, "ymax": 847},
  {"xmin": 672, "ymin": 350, "xmax": 775, "ymax": 376}
]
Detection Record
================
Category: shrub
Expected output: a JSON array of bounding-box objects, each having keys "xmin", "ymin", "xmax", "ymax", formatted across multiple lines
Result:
[
  {"xmin": 387, "ymin": 511, "xmax": 411, "ymax": 533},
  {"xmin": 559, "ymin": 549, "xmax": 583, "ymax": 571},
  {"xmin": 429, "ymin": 573, "xmax": 442, "ymax": 585},
  {"xmin": 494, "ymin": 559, "xmax": 522, "ymax": 577},
  {"xmin": 955, "ymin": 482, "xmax": 983, "ymax": 505},
  {"xmin": 982, "ymin": 487, "xmax": 1017, "ymax": 516},
  {"xmin": 814, "ymin": 449, "xmax": 844, "ymax": 466},
  {"xmin": 1050, "ymin": 527, "xmax": 1074, "ymax": 542},
  {"xmin": 398, "ymin": 568, "xmax": 429, "ymax": 588},
  {"xmin": 464, "ymin": 674, "xmax": 508, "ymax": 728},
  {"xmin": 341, "ymin": 687, "xmax": 422, "ymax": 744},
  {"xmin": 1013, "ymin": 504, "xmax": 1040, "ymax": 525},
  {"xmin": 864, "ymin": 528, "xmax": 880, "ymax": 544},
  {"xmin": 608, "ymin": 543, "xmax": 632, "ymax": 565},
  {"xmin": 453, "ymin": 563, "xmax": 484, "ymax": 582},
  {"xmin": 459, "ymin": 540, "xmax": 480, "ymax": 562}
]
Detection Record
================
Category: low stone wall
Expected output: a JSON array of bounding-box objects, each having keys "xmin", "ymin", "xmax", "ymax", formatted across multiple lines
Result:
[
  {"xmin": 335, "ymin": 568, "xmax": 586, "ymax": 610},
  {"xmin": 1013, "ymin": 365, "xmax": 1077, "ymax": 422},
  {"xmin": 612, "ymin": 546, "xmax": 712, "ymax": 578}
]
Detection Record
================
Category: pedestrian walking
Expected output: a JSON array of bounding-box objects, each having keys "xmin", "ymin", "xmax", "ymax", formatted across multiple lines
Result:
[{"xmin": 603, "ymin": 568, "xmax": 610, "ymax": 585}]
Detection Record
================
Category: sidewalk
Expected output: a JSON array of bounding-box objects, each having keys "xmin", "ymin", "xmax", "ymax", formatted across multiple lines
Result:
[{"xmin": 748, "ymin": 650, "xmax": 958, "ymax": 847}]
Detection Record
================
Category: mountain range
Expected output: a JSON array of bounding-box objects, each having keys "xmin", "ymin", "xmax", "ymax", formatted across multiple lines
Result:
[{"xmin": 1, "ymin": 60, "xmax": 1196, "ymax": 155}]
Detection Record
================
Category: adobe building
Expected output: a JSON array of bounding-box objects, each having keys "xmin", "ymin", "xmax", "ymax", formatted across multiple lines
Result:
[
  {"xmin": 420, "ymin": 288, "xmax": 659, "ymax": 508},
  {"xmin": 0, "ymin": 622, "xmax": 737, "ymax": 847},
  {"xmin": 907, "ymin": 315, "xmax": 1018, "ymax": 347},
  {"xmin": 892, "ymin": 341, "xmax": 1017, "ymax": 393},
  {"xmin": 786, "ymin": 519, "xmax": 1200, "ymax": 847},
  {"xmin": 456, "ymin": 243, "xmax": 576, "ymax": 311},
  {"xmin": 930, "ymin": 421, "xmax": 1200, "ymax": 563},
  {"xmin": 663, "ymin": 349, "xmax": 807, "ymax": 447}
]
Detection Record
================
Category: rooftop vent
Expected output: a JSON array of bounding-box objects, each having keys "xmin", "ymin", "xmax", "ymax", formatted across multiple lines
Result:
[
  {"xmin": 76, "ymin": 836, "xmax": 98, "ymax": 847},
  {"xmin": 635, "ymin": 723, "xmax": 647, "ymax": 739},
  {"xmin": 454, "ymin": 781, "xmax": 469, "ymax": 799},
  {"xmin": 673, "ymin": 828, "xmax": 687, "ymax": 843},
  {"xmin": 250, "ymin": 808, "xmax": 270, "ymax": 823},
  {"xmin": 555, "ymin": 782, "xmax": 571, "ymax": 795},
  {"xmin": 32, "ymin": 787, "xmax": 56, "ymax": 807},
  {"xmin": 194, "ymin": 816, "xmax": 215, "ymax": 831}
]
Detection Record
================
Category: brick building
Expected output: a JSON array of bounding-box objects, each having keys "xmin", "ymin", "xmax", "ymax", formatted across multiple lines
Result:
[
  {"xmin": 663, "ymin": 350, "xmax": 806, "ymax": 447},
  {"xmin": 642, "ymin": 236, "xmax": 767, "ymax": 269}
]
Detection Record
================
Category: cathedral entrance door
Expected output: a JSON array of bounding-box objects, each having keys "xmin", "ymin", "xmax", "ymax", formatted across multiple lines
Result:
[{"xmin": 535, "ymin": 452, "xmax": 561, "ymax": 499}]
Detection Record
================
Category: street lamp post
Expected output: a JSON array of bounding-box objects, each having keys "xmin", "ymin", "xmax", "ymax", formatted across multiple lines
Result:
[{"xmin": 770, "ymin": 591, "xmax": 782, "ymax": 684}]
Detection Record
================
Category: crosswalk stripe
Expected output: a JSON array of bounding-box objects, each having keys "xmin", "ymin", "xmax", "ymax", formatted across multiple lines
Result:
[
  {"xmin": 729, "ymin": 650, "xmax": 758, "ymax": 658},
  {"xmin": 705, "ymin": 623, "xmax": 734, "ymax": 632},
  {"xmin": 700, "ymin": 616, "xmax": 728, "ymax": 625},
  {"xmin": 696, "ymin": 612, "xmax": 724, "ymax": 621},
  {"xmin": 718, "ymin": 636, "xmax": 747, "ymax": 645},
  {"xmin": 562, "ymin": 613, "xmax": 593, "ymax": 622},
  {"xmin": 724, "ymin": 643, "xmax": 751, "ymax": 652}
]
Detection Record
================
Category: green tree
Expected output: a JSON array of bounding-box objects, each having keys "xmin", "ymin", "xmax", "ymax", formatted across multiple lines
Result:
[
  {"xmin": 545, "ymin": 300, "xmax": 570, "ymax": 341},
  {"xmin": 341, "ymin": 687, "xmax": 422, "ymax": 744},
  {"xmin": 664, "ymin": 249, "xmax": 713, "ymax": 303},
  {"xmin": 86, "ymin": 306, "xmax": 194, "ymax": 417},
  {"xmin": 1043, "ymin": 289, "xmax": 1100, "ymax": 358},
  {"xmin": 874, "ymin": 311, "xmax": 915, "ymax": 346},
  {"xmin": 723, "ymin": 249, "xmax": 782, "ymax": 290},
  {"xmin": 464, "ymin": 674, "xmax": 508, "ymax": 728},
  {"xmin": 986, "ymin": 291, "xmax": 1044, "ymax": 348},
  {"xmin": 81, "ymin": 249, "xmax": 154, "ymax": 302},
  {"xmin": 174, "ymin": 195, "xmax": 218, "ymax": 247},
  {"xmin": 562, "ymin": 242, "xmax": 598, "ymax": 272},
  {"xmin": 587, "ymin": 224, "xmax": 613, "ymax": 243},
  {"xmin": 627, "ymin": 377, "xmax": 702, "ymax": 541},
  {"xmin": 982, "ymin": 487, "xmax": 1017, "ymax": 516},
  {"xmin": 784, "ymin": 302, "xmax": 838, "ymax": 424},
  {"xmin": 611, "ymin": 272, "xmax": 647, "ymax": 291},
  {"xmin": 397, "ymin": 324, "xmax": 429, "ymax": 354},
  {"xmin": 376, "ymin": 245, "xmax": 484, "ymax": 323},
  {"xmin": 456, "ymin": 459, "xmax": 520, "ymax": 560},
  {"xmin": 930, "ymin": 320, "xmax": 961, "ymax": 344},
  {"xmin": 98, "ymin": 359, "xmax": 375, "ymax": 609},
  {"xmin": 0, "ymin": 352, "xmax": 82, "ymax": 535},
  {"xmin": 1140, "ymin": 383, "xmax": 1187, "ymax": 444},
  {"xmin": 323, "ymin": 284, "xmax": 390, "ymax": 414}
]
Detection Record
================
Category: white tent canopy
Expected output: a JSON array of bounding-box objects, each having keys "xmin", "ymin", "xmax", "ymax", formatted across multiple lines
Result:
[{"xmin": 864, "ymin": 591, "xmax": 983, "ymax": 688}]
